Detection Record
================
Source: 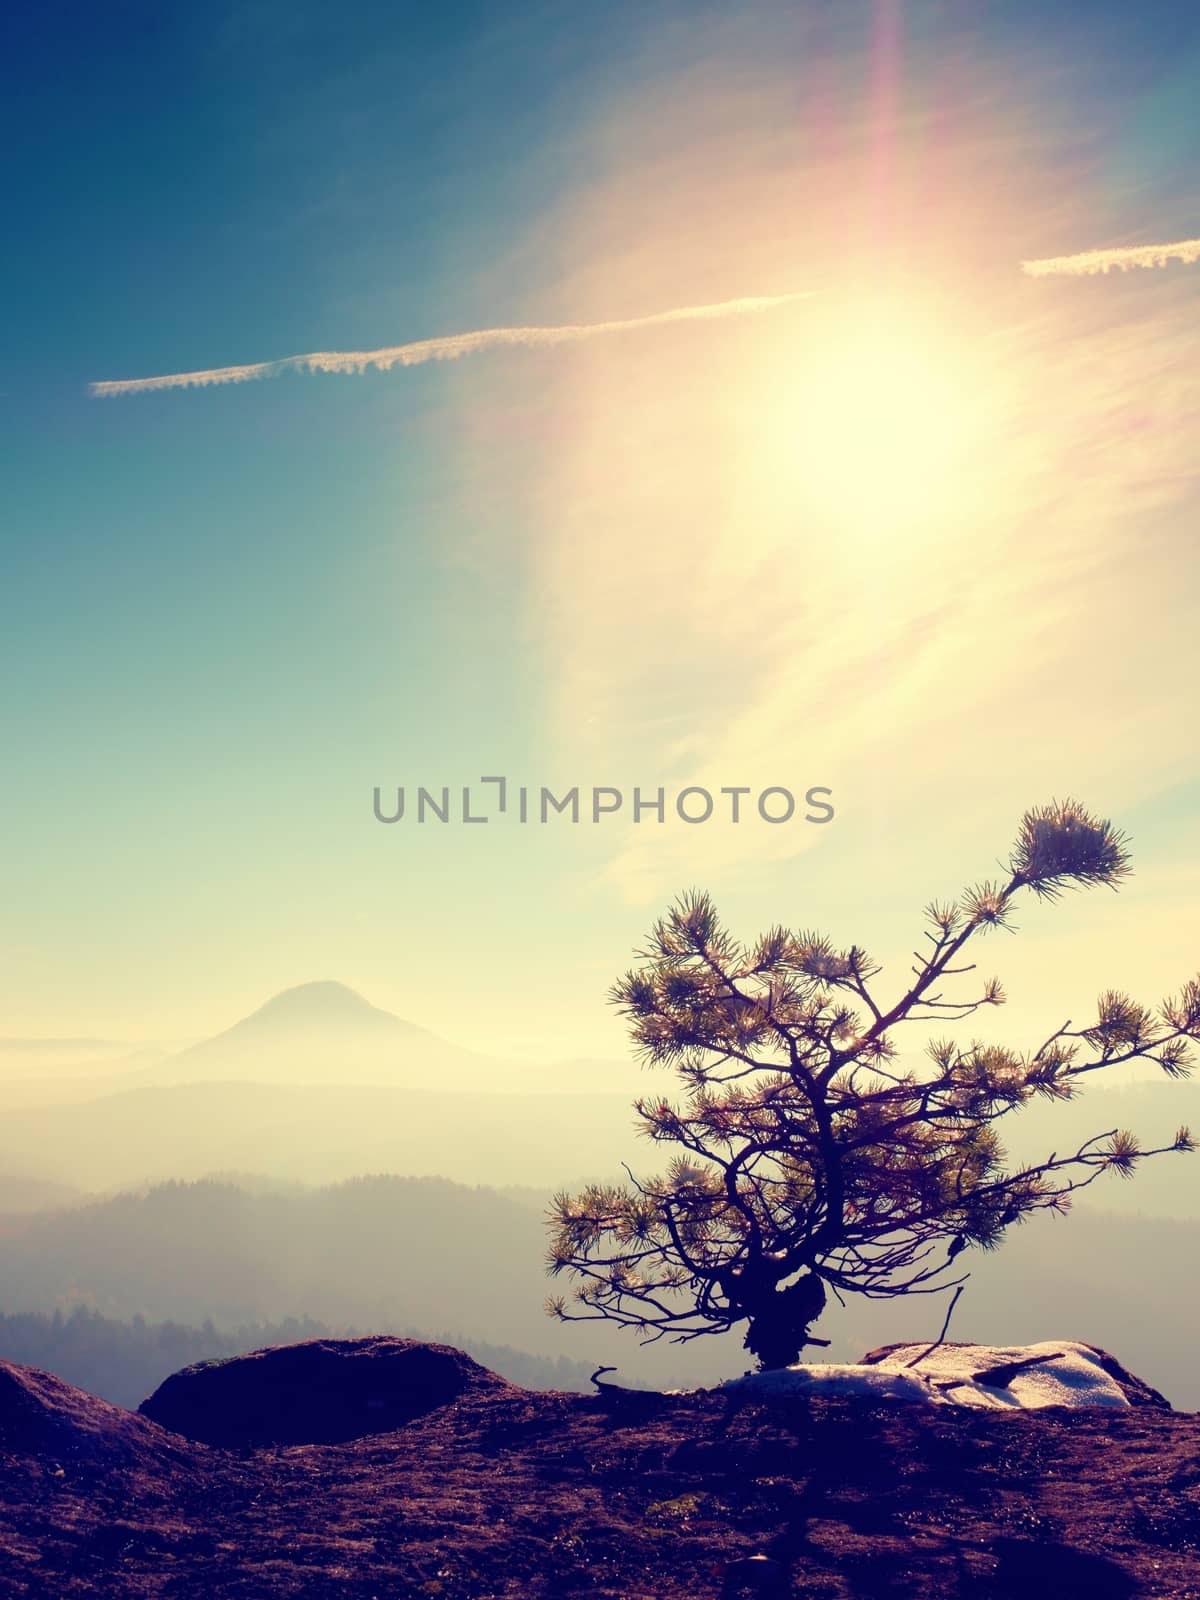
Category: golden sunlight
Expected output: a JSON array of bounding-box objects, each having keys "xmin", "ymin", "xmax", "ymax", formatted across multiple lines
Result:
[{"xmin": 750, "ymin": 302, "xmax": 992, "ymax": 542}]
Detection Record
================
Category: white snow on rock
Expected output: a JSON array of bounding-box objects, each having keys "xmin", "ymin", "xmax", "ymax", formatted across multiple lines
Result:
[{"xmin": 718, "ymin": 1341, "xmax": 1132, "ymax": 1410}]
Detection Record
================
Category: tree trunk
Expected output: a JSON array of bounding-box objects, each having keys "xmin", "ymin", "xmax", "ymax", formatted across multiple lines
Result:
[{"xmin": 742, "ymin": 1272, "xmax": 827, "ymax": 1372}]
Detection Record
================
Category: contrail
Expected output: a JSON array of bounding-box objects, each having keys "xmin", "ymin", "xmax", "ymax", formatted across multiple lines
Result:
[
  {"xmin": 1021, "ymin": 238, "xmax": 1200, "ymax": 278},
  {"xmin": 89, "ymin": 291, "xmax": 815, "ymax": 397}
]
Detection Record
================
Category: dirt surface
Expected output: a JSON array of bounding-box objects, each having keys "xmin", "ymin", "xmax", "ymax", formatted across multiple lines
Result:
[{"xmin": 3, "ymin": 1348, "xmax": 1199, "ymax": 1599}]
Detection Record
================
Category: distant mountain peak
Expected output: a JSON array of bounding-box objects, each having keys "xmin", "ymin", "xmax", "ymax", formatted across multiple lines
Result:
[
  {"xmin": 135, "ymin": 981, "xmax": 630, "ymax": 1095},
  {"xmin": 161, "ymin": 982, "xmax": 429, "ymax": 1075},
  {"xmin": 226, "ymin": 981, "xmax": 425, "ymax": 1040},
  {"xmin": 253, "ymin": 982, "xmax": 386, "ymax": 1020}
]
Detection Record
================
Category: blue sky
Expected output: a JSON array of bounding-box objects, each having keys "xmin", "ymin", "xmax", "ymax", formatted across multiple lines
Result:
[{"xmin": 2, "ymin": 1, "xmax": 1198, "ymax": 1063}]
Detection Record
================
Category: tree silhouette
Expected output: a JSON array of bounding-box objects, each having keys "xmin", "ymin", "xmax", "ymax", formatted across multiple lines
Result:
[{"xmin": 547, "ymin": 801, "xmax": 1198, "ymax": 1370}]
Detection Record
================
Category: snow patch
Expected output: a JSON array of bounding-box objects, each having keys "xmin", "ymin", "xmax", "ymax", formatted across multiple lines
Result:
[{"xmin": 719, "ymin": 1341, "xmax": 1132, "ymax": 1410}]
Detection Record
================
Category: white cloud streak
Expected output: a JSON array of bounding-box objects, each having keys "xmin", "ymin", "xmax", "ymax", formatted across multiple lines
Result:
[
  {"xmin": 89, "ymin": 291, "xmax": 815, "ymax": 397},
  {"xmin": 1021, "ymin": 238, "xmax": 1200, "ymax": 277}
]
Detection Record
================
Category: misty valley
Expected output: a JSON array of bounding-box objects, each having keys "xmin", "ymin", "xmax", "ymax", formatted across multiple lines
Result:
[{"xmin": 3, "ymin": 980, "xmax": 1199, "ymax": 1411}]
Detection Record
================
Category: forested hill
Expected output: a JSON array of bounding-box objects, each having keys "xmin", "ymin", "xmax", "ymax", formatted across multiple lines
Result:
[
  {"xmin": 2, "ymin": 1171, "xmax": 1200, "ymax": 1405},
  {"xmin": 0, "ymin": 1305, "xmax": 601, "ymax": 1410}
]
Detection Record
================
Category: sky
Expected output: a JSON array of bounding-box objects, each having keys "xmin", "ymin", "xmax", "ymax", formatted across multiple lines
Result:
[{"xmin": 2, "ymin": 0, "xmax": 1199, "ymax": 1067}]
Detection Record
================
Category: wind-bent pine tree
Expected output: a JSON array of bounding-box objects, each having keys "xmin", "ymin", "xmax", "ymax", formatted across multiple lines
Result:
[{"xmin": 546, "ymin": 801, "xmax": 1198, "ymax": 1370}]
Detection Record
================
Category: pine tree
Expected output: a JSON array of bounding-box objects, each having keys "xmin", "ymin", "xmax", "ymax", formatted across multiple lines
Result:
[{"xmin": 546, "ymin": 800, "xmax": 1198, "ymax": 1370}]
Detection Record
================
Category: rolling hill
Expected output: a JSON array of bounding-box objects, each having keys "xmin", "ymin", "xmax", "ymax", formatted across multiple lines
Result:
[{"xmin": 2, "ymin": 1172, "xmax": 1199, "ymax": 1406}]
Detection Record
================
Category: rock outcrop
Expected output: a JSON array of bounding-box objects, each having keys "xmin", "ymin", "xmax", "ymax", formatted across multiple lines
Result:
[
  {"xmin": 3, "ymin": 1340, "xmax": 1199, "ymax": 1598},
  {"xmin": 1, "ymin": 1357, "xmax": 183, "ymax": 1467},
  {"xmin": 138, "ymin": 1335, "xmax": 514, "ymax": 1447}
]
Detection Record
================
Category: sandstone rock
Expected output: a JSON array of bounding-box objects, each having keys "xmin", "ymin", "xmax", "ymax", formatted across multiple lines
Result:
[
  {"xmin": 1, "ymin": 1358, "xmax": 182, "ymax": 1466},
  {"xmin": 138, "ymin": 1336, "xmax": 513, "ymax": 1448}
]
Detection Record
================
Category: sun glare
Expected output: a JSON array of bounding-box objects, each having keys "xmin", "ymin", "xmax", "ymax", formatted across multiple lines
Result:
[{"xmin": 752, "ymin": 304, "xmax": 990, "ymax": 542}]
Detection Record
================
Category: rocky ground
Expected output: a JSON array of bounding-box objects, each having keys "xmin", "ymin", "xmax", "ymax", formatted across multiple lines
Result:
[{"xmin": 2, "ymin": 1339, "xmax": 1199, "ymax": 1599}]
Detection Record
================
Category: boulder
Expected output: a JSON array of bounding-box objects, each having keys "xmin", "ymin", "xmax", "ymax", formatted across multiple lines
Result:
[
  {"xmin": 138, "ymin": 1336, "xmax": 512, "ymax": 1448},
  {"xmin": 1, "ymin": 1358, "xmax": 182, "ymax": 1466}
]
